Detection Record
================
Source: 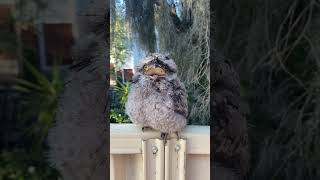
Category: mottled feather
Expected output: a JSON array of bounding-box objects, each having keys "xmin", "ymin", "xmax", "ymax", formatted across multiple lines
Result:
[
  {"xmin": 169, "ymin": 79, "xmax": 188, "ymax": 117},
  {"xmin": 125, "ymin": 53, "xmax": 188, "ymax": 134}
]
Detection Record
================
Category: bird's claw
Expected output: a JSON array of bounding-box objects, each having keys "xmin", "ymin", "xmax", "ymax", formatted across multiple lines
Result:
[
  {"xmin": 175, "ymin": 132, "xmax": 180, "ymax": 140},
  {"xmin": 161, "ymin": 132, "xmax": 168, "ymax": 145}
]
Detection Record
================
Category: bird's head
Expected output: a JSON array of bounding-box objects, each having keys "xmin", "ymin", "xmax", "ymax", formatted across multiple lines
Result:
[{"xmin": 136, "ymin": 53, "xmax": 177, "ymax": 80}]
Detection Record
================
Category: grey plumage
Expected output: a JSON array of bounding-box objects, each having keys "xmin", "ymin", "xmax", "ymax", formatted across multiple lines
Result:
[
  {"xmin": 47, "ymin": 1, "xmax": 108, "ymax": 179},
  {"xmin": 125, "ymin": 53, "xmax": 188, "ymax": 135}
]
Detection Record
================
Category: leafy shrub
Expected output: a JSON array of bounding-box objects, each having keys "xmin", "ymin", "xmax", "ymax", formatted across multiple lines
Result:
[
  {"xmin": 110, "ymin": 80, "xmax": 130, "ymax": 123},
  {"xmin": 0, "ymin": 150, "xmax": 59, "ymax": 180},
  {"xmin": 0, "ymin": 61, "xmax": 62, "ymax": 180},
  {"xmin": 14, "ymin": 61, "xmax": 62, "ymax": 147}
]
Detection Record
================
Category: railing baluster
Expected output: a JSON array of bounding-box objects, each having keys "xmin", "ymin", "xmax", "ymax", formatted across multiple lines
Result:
[{"xmin": 110, "ymin": 124, "xmax": 209, "ymax": 180}]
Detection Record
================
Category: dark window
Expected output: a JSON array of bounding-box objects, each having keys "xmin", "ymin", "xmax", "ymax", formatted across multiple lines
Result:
[
  {"xmin": 43, "ymin": 23, "xmax": 74, "ymax": 65},
  {"xmin": 0, "ymin": 4, "xmax": 18, "ymax": 76}
]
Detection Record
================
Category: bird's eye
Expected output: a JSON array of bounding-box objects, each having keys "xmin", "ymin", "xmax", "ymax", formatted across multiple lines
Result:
[{"xmin": 141, "ymin": 65, "xmax": 147, "ymax": 72}]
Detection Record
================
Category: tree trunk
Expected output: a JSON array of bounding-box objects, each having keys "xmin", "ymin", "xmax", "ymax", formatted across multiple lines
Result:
[{"xmin": 47, "ymin": 1, "xmax": 109, "ymax": 180}]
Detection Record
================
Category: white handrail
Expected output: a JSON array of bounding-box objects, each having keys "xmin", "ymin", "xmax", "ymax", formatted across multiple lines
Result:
[{"xmin": 110, "ymin": 123, "xmax": 210, "ymax": 154}]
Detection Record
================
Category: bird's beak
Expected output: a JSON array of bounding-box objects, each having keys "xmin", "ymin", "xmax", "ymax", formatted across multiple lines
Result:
[{"xmin": 143, "ymin": 64, "xmax": 166, "ymax": 77}]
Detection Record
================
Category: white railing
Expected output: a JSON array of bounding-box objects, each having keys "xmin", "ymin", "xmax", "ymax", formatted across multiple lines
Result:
[{"xmin": 110, "ymin": 123, "xmax": 210, "ymax": 180}]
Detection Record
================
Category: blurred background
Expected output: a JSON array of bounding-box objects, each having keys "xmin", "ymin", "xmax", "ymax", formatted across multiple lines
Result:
[
  {"xmin": 2, "ymin": 0, "xmax": 318, "ymax": 180},
  {"xmin": 0, "ymin": 0, "xmax": 88, "ymax": 179},
  {"xmin": 215, "ymin": 0, "xmax": 320, "ymax": 179},
  {"xmin": 0, "ymin": 0, "xmax": 210, "ymax": 178},
  {"xmin": 109, "ymin": 0, "xmax": 210, "ymax": 125}
]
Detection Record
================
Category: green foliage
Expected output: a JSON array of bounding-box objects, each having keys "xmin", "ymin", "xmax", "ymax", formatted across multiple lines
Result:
[
  {"xmin": 0, "ymin": 61, "xmax": 62, "ymax": 180},
  {"xmin": 14, "ymin": 61, "xmax": 62, "ymax": 147},
  {"xmin": 110, "ymin": 0, "xmax": 130, "ymax": 70},
  {"xmin": 110, "ymin": 109, "xmax": 130, "ymax": 124},
  {"xmin": 110, "ymin": 80, "xmax": 130, "ymax": 123},
  {"xmin": 113, "ymin": 80, "xmax": 129, "ymax": 105},
  {"xmin": 110, "ymin": 0, "xmax": 131, "ymax": 124},
  {"xmin": 0, "ymin": 150, "xmax": 59, "ymax": 180}
]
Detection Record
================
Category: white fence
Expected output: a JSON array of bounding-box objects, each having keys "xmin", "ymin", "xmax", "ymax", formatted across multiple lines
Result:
[{"xmin": 110, "ymin": 123, "xmax": 210, "ymax": 180}]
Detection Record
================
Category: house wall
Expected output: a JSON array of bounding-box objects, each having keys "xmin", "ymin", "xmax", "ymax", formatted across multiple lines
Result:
[
  {"xmin": 36, "ymin": 0, "xmax": 79, "ymax": 69},
  {"xmin": 39, "ymin": 0, "xmax": 79, "ymax": 39},
  {"xmin": 0, "ymin": 0, "xmax": 102, "ymax": 73},
  {"xmin": 0, "ymin": 3, "xmax": 18, "ymax": 76}
]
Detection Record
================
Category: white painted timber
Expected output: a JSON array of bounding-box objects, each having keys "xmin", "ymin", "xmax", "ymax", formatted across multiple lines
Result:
[
  {"xmin": 110, "ymin": 123, "xmax": 210, "ymax": 154},
  {"xmin": 165, "ymin": 139, "xmax": 187, "ymax": 180},
  {"xmin": 142, "ymin": 139, "xmax": 165, "ymax": 180},
  {"xmin": 110, "ymin": 123, "xmax": 210, "ymax": 180}
]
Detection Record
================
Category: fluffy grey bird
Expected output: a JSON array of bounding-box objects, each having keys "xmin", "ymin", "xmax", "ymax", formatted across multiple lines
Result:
[{"xmin": 125, "ymin": 53, "xmax": 188, "ymax": 143}]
